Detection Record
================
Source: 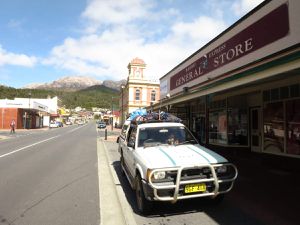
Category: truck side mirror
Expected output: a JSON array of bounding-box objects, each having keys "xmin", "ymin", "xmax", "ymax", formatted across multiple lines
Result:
[{"xmin": 127, "ymin": 140, "xmax": 135, "ymax": 148}]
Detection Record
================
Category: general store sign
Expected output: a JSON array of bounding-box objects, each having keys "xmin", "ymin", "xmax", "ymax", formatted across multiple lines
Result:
[{"xmin": 170, "ymin": 4, "xmax": 289, "ymax": 90}]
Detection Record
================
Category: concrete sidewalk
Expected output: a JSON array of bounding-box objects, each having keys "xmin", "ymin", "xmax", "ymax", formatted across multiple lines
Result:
[{"xmin": 97, "ymin": 136, "xmax": 137, "ymax": 225}]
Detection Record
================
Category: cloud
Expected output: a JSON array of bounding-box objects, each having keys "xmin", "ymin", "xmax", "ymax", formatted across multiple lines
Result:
[
  {"xmin": 232, "ymin": 0, "xmax": 265, "ymax": 16},
  {"xmin": 81, "ymin": 0, "xmax": 152, "ymax": 33},
  {"xmin": 170, "ymin": 16, "xmax": 227, "ymax": 47},
  {"xmin": 7, "ymin": 19, "xmax": 23, "ymax": 30},
  {"xmin": 44, "ymin": 16, "xmax": 226, "ymax": 80},
  {"xmin": 43, "ymin": 0, "xmax": 231, "ymax": 81},
  {"xmin": 0, "ymin": 46, "xmax": 37, "ymax": 67}
]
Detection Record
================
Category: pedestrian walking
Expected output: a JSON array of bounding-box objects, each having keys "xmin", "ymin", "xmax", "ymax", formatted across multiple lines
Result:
[{"xmin": 10, "ymin": 119, "xmax": 16, "ymax": 134}]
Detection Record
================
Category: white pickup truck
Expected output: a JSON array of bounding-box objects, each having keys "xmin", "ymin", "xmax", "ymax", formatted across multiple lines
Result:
[{"xmin": 118, "ymin": 119, "xmax": 238, "ymax": 214}]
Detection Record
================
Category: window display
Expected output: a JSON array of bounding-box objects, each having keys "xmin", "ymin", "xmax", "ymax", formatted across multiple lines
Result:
[
  {"xmin": 227, "ymin": 95, "xmax": 248, "ymax": 146},
  {"xmin": 286, "ymin": 99, "xmax": 300, "ymax": 155},
  {"xmin": 228, "ymin": 108, "xmax": 248, "ymax": 145},
  {"xmin": 263, "ymin": 102, "xmax": 284, "ymax": 153},
  {"xmin": 190, "ymin": 99, "xmax": 206, "ymax": 144},
  {"xmin": 209, "ymin": 110, "xmax": 227, "ymax": 144}
]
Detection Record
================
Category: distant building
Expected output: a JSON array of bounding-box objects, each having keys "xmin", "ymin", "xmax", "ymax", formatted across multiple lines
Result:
[
  {"xmin": 119, "ymin": 57, "xmax": 160, "ymax": 125},
  {"xmin": 75, "ymin": 107, "xmax": 82, "ymax": 112},
  {"xmin": 0, "ymin": 97, "xmax": 60, "ymax": 129}
]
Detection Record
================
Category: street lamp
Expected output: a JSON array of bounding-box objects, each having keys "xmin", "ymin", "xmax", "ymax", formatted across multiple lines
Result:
[
  {"xmin": 29, "ymin": 91, "xmax": 31, "ymax": 109},
  {"xmin": 28, "ymin": 91, "xmax": 31, "ymax": 129},
  {"xmin": 111, "ymin": 96, "xmax": 118, "ymax": 131},
  {"xmin": 111, "ymin": 97, "xmax": 113, "ymax": 131},
  {"xmin": 121, "ymin": 85, "xmax": 125, "ymax": 126}
]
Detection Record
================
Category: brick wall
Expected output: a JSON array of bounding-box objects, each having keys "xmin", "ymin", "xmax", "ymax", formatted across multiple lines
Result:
[{"xmin": 0, "ymin": 108, "xmax": 18, "ymax": 129}]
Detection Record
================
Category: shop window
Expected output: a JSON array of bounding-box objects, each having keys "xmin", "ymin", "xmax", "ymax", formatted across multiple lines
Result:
[
  {"xmin": 263, "ymin": 102, "xmax": 284, "ymax": 153},
  {"xmin": 263, "ymin": 90, "xmax": 270, "ymax": 102},
  {"xmin": 270, "ymin": 88, "xmax": 279, "ymax": 101},
  {"xmin": 264, "ymin": 84, "xmax": 300, "ymax": 103},
  {"xmin": 191, "ymin": 99, "xmax": 206, "ymax": 144},
  {"xmin": 290, "ymin": 84, "xmax": 300, "ymax": 98},
  {"xmin": 280, "ymin": 86, "xmax": 289, "ymax": 99},
  {"xmin": 192, "ymin": 116, "xmax": 206, "ymax": 144},
  {"xmin": 172, "ymin": 106, "xmax": 189, "ymax": 127},
  {"xmin": 286, "ymin": 99, "xmax": 300, "ymax": 155},
  {"xmin": 209, "ymin": 99, "xmax": 226, "ymax": 110},
  {"xmin": 227, "ymin": 95, "xmax": 248, "ymax": 146},
  {"xmin": 209, "ymin": 110, "xmax": 227, "ymax": 145},
  {"xmin": 228, "ymin": 108, "xmax": 248, "ymax": 145}
]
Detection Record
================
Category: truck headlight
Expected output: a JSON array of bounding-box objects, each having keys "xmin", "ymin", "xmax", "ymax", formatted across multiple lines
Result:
[
  {"xmin": 153, "ymin": 171, "xmax": 166, "ymax": 180},
  {"xmin": 216, "ymin": 165, "xmax": 227, "ymax": 173}
]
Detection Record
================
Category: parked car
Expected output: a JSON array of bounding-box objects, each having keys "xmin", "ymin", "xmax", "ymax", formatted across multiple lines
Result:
[
  {"xmin": 57, "ymin": 121, "xmax": 63, "ymax": 127},
  {"xmin": 49, "ymin": 121, "xmax": 59, "ymax": 128},
  {"xmin": 118, "ymin": 113, "xmax": 238, "ymax": 214},
  {"xmin": 77, "ymin": 120, "xmax": 84, "ymax": 125},
  {"xmin": 97, "ymin": 122, "xmax": 106, "ymax": 129},
  {"xmin": 65, "ymin": 120, "xmax": 72, "ymax": 125}
]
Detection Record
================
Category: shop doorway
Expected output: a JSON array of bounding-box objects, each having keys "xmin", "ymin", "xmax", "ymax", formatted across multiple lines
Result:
[{"xmin": 250, "ymin": 107, "xmax": 262, "ymax": 152}]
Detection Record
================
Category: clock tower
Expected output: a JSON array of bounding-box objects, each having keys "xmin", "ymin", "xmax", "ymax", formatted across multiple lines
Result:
[
  {"xmin": 121, "ymin": 57, "xmax": 160, "ymax": 125},
  {"xmin": 127, "ymin": 57, "xmax": 146, "ymax": 81}
]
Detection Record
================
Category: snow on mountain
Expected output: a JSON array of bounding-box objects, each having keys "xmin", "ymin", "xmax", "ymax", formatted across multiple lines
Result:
[{"xmin": 23, "ymin": 76, "xmax": 103, "ymax": 91}]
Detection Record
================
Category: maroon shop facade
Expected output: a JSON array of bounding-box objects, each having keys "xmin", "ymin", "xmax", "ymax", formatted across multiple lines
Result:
[{"xmin": 157, "ymin": 0, "xmax": 300, "ymax": 167}]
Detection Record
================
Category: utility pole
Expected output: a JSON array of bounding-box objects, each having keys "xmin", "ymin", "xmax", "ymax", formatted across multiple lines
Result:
[
  {"xmin": 111, "ymin": 96, "xmax": 114, "ymax": 131},
  {"xmin": 121, "ymin": 85, "xmax": 125, "ymax": 126},
  {"xmin": 28, "ymin": 92, "xmax": 31, "ymax": 129}
]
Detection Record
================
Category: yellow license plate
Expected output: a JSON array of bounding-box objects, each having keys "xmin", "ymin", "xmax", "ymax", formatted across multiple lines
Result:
[{"xmin": 184, "ymin": 183, "xmax": 206, "ymax": 193}]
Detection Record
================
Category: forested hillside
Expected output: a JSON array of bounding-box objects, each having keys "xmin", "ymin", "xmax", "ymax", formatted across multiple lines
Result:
[{"xmin": 0, "ymin": 85, "xmax": 119, "ymax": 109}]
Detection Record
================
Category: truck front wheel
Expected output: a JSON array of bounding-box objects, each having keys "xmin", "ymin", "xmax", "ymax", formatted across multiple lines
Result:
[{"xmin": 135, "ymin": 174, "xmax": 153, "ymax": 214}]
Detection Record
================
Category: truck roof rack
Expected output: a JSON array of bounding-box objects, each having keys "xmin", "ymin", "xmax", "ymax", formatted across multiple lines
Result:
[{"xmin": 129, "ymin": 112, "xmax": 182, "ymax": 125}]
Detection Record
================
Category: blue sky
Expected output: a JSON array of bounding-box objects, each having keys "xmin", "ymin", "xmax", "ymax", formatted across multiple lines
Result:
[{"xmin": 0, "ymin": 0, "xmax": 264, "ymax": 88}]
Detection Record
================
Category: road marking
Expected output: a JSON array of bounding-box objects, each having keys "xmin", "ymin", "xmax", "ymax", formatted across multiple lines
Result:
[
  {"xmin": 0, "ymin": 135, "xmax": 60, "ymax": 159},
  {"xmin": 66, "ymin": 125, "xmax": 84, "ymax": 134},
  {"xmin": 0, "ymin": 125, "xmax": 86, "ymax": 159}
]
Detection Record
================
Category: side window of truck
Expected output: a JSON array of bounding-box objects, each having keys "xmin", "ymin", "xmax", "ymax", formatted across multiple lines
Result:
[
  {"xmin": 121, "ymin": 124, "xmax": 128, "ymax": 138},
  {"xmin": 128, "ymin": 127, "xmax": 137, "ymax": 145}
]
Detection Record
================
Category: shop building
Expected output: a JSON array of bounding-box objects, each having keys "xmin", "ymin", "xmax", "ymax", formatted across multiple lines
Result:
[
  {"xmin": 0, "ymin": 96, "xmax": 60, "ymax": 129},
  {"xmin": 0, "ymin": 98, "xmax": 48, "ymax": 129},
  {"xmin": 157, "ymin": 0, "xmax": 300, "ymax": 162}
]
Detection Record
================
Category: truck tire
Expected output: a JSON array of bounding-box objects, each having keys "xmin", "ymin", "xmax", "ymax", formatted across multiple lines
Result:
[
  {"xmin": 135, "ymin": 174, "xmax": 153, "ymax": 214},
  {"xmin": 120, "ymin": 151, "xmax": 125, "ymax": 176},
  {"xmin": 211, "ymin": 194, "xmax": 225, "ymax": 205}
]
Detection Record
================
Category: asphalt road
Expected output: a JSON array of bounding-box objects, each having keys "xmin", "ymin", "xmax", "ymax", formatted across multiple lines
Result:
[
  {"xmin": 0, "ymin": 123, "xmax": 99, "ymax": 225},
  {"xmin": 1, "ymin": 124, "xmax": 299, "ymax": 225}
]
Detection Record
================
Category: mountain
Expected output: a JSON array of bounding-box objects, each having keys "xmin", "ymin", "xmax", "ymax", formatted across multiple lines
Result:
[
  {"xmin": 23, "ymin": 76, "xmax": 102, "ymax": 91},
  {"xmin": 23, "ymin": 76, "xmax": 126, "ymax": 91},
  {"xmin": 62, "ymin": 85, "xmax": 119, "ymax": 109},
  {"xmin": 103, "ymin": 80, "xmax": 127, "ymax": 90}
]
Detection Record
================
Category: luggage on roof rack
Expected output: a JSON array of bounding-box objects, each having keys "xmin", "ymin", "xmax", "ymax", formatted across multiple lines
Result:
[
  {"xmin": 130, "ymin": 111, "xmax": 182, "ymax": 125},
  {"xmin": 128, "ymin": 109, "xmax": 147, "ymax": 121}
]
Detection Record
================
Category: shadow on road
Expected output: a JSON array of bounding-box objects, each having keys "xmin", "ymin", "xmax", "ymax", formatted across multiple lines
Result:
[{"xmin": 111, "ymin": 160, "xmax": 266, "ymax": 225}]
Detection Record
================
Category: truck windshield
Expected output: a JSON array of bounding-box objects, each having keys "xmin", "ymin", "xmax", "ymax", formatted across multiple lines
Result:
[{"xmin": 138, "ymin": 126, "xmax": 198, "ymax": 147}]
